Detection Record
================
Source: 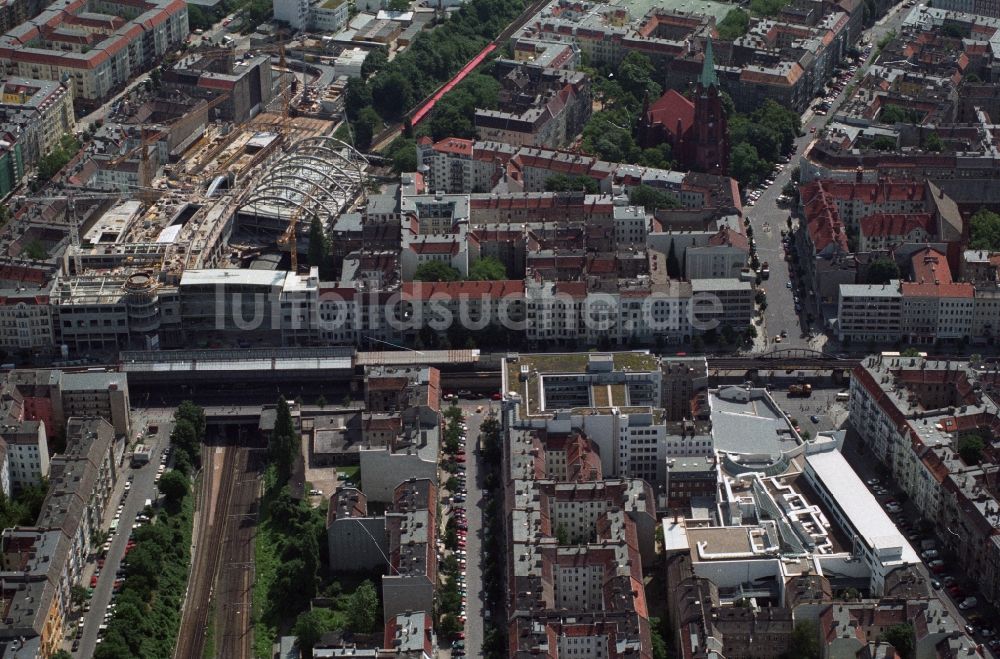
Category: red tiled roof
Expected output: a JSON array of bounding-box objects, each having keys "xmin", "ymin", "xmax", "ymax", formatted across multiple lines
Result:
[
  {"xmin": 554, "ymin": 281, "xmax": 587, "ymax": 297},
  {"xmin": 909, "ymin": 246, "xmax": 953, "ymax": 284},
  {"xmin": 432, "ymin": 137, "xmax": 473, "ymax": 157},
  {"xmin": 800, "ymin": 182, "xmax": 849, "ymax": 253},
  {"xmin": 408, "ymin": 241, "xmax": 459, "ymax": 255},
  {"xmin": 900, "ymin": 281, "xmax": 973, "ymax": 298},
  {"xmin": 644, "ymin": 89, "xmax": 694, "ymax": 136},
  {"xmin": 859, "ymin": 212, "xmax": 935, "ymax": 239},
  {"xmin": 402, "ymin": 280, "xmax": 525, "ymax": 299},
  {"xmin": 707, "ymin": 226, "xmax": 749, "ymax": 250}
]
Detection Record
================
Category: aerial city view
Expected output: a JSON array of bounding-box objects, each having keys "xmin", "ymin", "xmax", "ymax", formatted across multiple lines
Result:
[{"xmin": 0, "ymin": 0, "xmax": 1000, "ymax": 654}]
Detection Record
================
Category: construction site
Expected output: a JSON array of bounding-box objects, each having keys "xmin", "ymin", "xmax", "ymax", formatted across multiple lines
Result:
[{"xmin": 0, "ymin": 42, "xmax": 374, "ymax": 353}]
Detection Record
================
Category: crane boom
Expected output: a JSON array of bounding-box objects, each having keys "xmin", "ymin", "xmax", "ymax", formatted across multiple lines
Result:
[{"xmin": 276, "ymin": 177, "xmax": 324, "ymax": 272}]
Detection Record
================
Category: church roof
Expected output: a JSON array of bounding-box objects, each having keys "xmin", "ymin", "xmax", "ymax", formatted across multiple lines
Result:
[
  {"xmin": 701, "ymin": 37, "xmax": 718, "ymax": 88},
  {"xmin": 644, "ymin": 89, "xmax": 694, "ymax": 136}
]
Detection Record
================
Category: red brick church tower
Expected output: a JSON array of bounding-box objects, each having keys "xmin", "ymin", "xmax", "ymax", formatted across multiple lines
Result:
[{"xmin": 692, "ymin": 38, "xmax": 728, "ymax": 174}]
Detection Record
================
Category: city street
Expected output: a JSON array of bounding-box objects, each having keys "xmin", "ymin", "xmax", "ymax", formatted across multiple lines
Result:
[
  {"xmin": 752, "ymin": 3, "xmax": 914, "ymax": 352},
  {"xmin": 839, "ymin": 432, "xmax": 999, "ymax": 657},
  {"xmin": 460, "ymin": 402, "xmax": 488, "ymax": 658},
  {"xmin": 70, "ymin": 414, "xmax": 174, "ymax": 657}
]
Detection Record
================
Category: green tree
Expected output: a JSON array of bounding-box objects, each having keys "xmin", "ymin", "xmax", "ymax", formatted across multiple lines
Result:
[
  {"xmin": 629, "ymin": 184, "xmax": 681, "ymax": 210},
  {"xmin": 371, "ymin": 71, "xmax": 415, "ymax": 119},
  {"xmin": 71, "ymin": 584, "xmax": 89, "ymax": 609},
  {"xmin": 348, "ymin": 580, "xmax": 379, "ymax": 633},
  {"xmin": 957, "ymin": 434, "xmax": 985, "ymax": 465},
  {"xmin": 750, "ymin": 0, "xmax": 786, "ymax": 15},
  {"xmin": 158, "ymin": 470, "xmax": 189, "ymax": 507},
  {"xmin": 717, "ymin": 7, "xmax": 750, "ymax": 39},
  {"xmin": 361, "ymin": 47, "xmax": 388, "ymax": 79},
  {"xmin": 23, "ymin": 240, "xmax": 47, "ymax": 260},
  {"xmin": 924, "ymin": 132, "xmax": 944, "ymax": 152},
  {"xmin": 730, "ymin": 142, "xmax": 765, "ymax": 187},
  {"xmin": 469, "ymin": 256, "xmax": 507, "ymax": 281},
  {"xmin": 545, "ymin": 174, "xmax": 598, "ymax": 193},
  {"xmin": 271, "ymin": 397, "xmax": 298, "ymax": 483},
  {"xmin": 187, "ymin": 4, "xmax": 213, "ymax": 30},
  {"xmin": 884, "ymin": 623, "xmax": 915, "ymax": 659},
  {"xmin": 387, "ymin": 137, "xmax": 417, "ymax": 173},
  {"xmin": 555, "ymin": 524, "xmax": 570, "ymax": 545},
  {"xmin": 294, "ymin": 609, "xmax": 330, "ymax": 659},
  {"xmin": 344, "ymin": 78, "xmax": 372, "ymax": 120},
  {"xmin": 616, "ymin": 52, "xmax": 659, "ymax": 103},
  {"xmin": 169, "ymin": 419, "xmax": 199, "ymax": 468},
  {"xmin": 880, "ymin": 104, "xmax": 921, "ymax": 124},
  {"xmin": 353, "ymin": 107, "xmax": 382, "ymax": 151},
  {"xmin": 413, "ymin": 260, "xmax": 461, "ymax": 282},
  {"xmin": 872, "ymin": 135, "xmax": 897, "ymax": 151},
  {"xmin": 970, "ymin": 208, "xmax": 1000, "ymax": 250},
  {"xmin": 865, "ymin": 258, "xmax": 900, "ymax": 284},
  {"xmin": 52, "ymin": 651, "xmax": 72, "ymax": 659},
  {"xmin": 176, "ymin": 400, "xmax": 206, "ymax": 437},
  {"xmin": 783, "ymin": 620, "xmax": 820, "ymax": 659}
]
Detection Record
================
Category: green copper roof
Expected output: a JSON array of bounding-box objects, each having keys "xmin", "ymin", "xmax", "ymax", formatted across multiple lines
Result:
[{"xmin": 700, "ymin": 37, "xmax": 718, "ymax": 88}]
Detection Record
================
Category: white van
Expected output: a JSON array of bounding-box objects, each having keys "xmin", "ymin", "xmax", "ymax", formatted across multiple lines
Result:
[{"xmin": 836, "ymin": 392, "xmax": 849, "ymax": 401}]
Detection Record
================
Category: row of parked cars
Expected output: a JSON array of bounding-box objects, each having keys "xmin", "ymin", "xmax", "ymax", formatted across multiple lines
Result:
[
  {"xmin": 444, "ymin": 413, "xmax": 470, "ymax": 657},
  {"xmin": 866, "ymin": 478, "xmax": 997, "ymax": 644}
]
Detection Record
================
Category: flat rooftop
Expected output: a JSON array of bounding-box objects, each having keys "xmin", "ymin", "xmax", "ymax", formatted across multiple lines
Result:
[
  {"xmin": 805, "ymin": 450, "xmax": 919, "ymax": 563},
  {"xmin": 710, "ymin": 386, "xmax": 801, "ymax": 458}
]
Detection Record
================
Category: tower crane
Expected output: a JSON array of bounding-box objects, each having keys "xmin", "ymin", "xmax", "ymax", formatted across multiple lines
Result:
[
  {"xmin": 276, "ymin": 178, "xmax": 324, "ymax": 273},
  {"xmin": 12, "ymin": 190, "xmax": 156, "ymax": 273}
]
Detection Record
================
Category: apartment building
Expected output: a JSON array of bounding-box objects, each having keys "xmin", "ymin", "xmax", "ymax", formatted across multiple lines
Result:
[
  {"xmin": 835, "ymin": 247, "xmax": 976, "ymax": 345},
  {"xmin": 684, "ymin": 227, "xmax": 748, "ymax": 279},
  {"xmin": 836, "ymin": 283, "xmax": 902, "ymax": 344},
  {"xmin": 0, "ymin": 420, "xmax": 48, "ymax": 490},
  {"xmin": 0, "ymin": 77, "xmax": 74, "ymax": 166},
  {"xmin": 59, "ymin": 371, "xmax": 130, "ymax": 439},
  {"xmin": 162, "ymin": 53, "xmax": 274, "ymax": 124},
  {"xmin": 0, "ymin": 418, "xmax": 117, "ymax": 655},
  {"xmin": 416, "ymin": 138, "xmax": 741, "ymax": 211},
  {"xmin": 381, "ymin": 478, "xmax": 437, "ymax": 622},
  {"xmin": 501, "ymin": 418, "xmax": 657, "ymax": 657},
  {"xmin": 501, "ymin": 352, "xmax": 719, "ymax": 494},
  {"xmin": 858, "ymin": 212, "xmax": 935, "ymax": 253},
  {"xmin": 849, "ymin": 353, "xmax": 1000, "ymax": 604},
  {"xmin": 0, "ymin": 0, "xmax": 189, "ymax": 106},
  {"xmin": 0, "ymin": 287, "xmax": 54, "ymax": 351},
  {"xmin": 326, "ymin": 487, "xmax": 388, "ymax": 573},
  {"xmin": 473, "ymin": 60, "xmax": 591, "ymax": 149},
  {"xmin": 273, "ymin": 0, "xmax": 349, "ymax": 32},
  {"xmin": 690, "ymin": 279, "xmax": 753, "ymax": 332}
]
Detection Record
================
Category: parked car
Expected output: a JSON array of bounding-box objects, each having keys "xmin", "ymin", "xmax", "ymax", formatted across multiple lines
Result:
[{"xmin": 959, "ymin": 597, "xmax": 978, "ymax": 610}]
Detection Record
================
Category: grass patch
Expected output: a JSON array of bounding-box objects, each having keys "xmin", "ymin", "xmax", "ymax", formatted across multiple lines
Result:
[
  {"xmin": 253, "ymin": 467, "xmax": 281, "ymax": 659},
  {"xmin": 336, "ymin": 465, "xmax": 360, "ymax": 485},
  {"xmin": 612, "ymin": 351, "xmax": 658, "ymax": 371},
  {"xmin": 202, "ymin": 600, "xmax": 216, "ymax": 659}
]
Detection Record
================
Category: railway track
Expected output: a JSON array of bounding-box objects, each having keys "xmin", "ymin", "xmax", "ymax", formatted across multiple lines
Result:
[
  {"xmin": 217, "ymin": 448, "xmax": 261, "ymax": 659},
  {"xmin": 369, "ymin": 0, "xmax": 552, "ymax": 151},
  {"xmin": 174, "ymin": 443, "xmax": 241, "ymax": 659}
]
